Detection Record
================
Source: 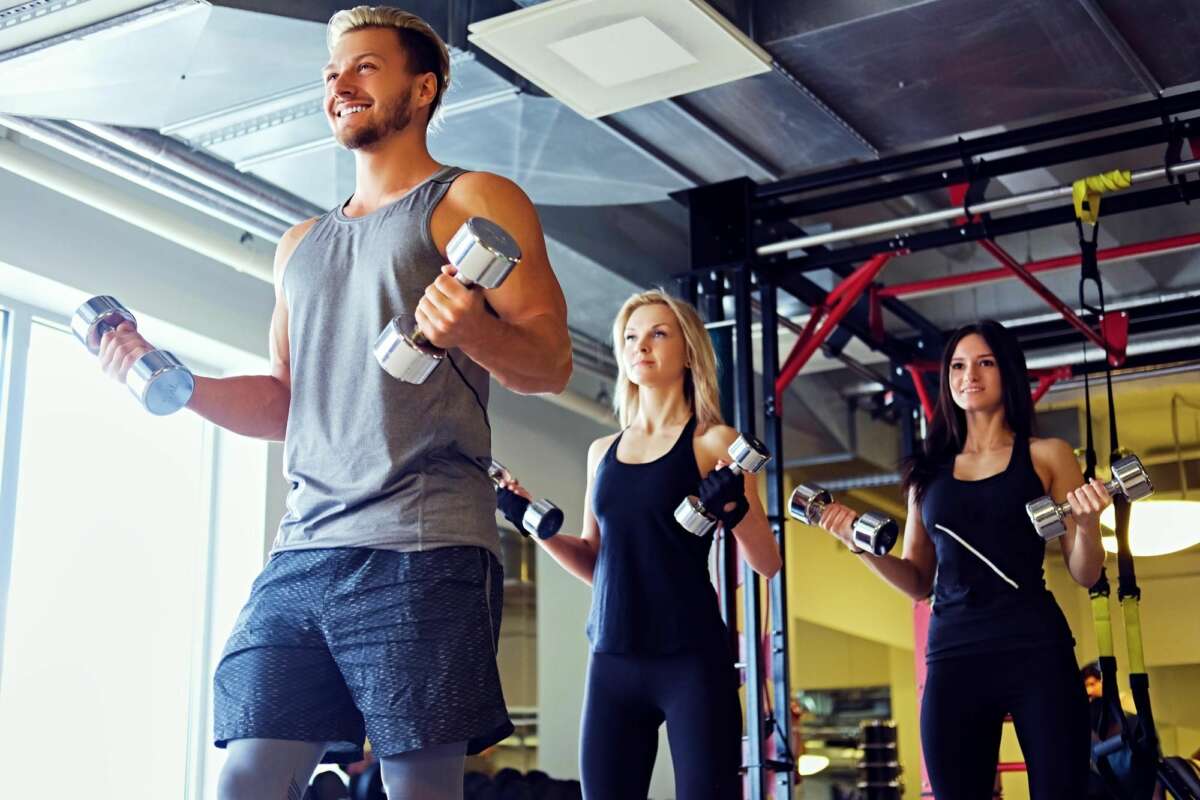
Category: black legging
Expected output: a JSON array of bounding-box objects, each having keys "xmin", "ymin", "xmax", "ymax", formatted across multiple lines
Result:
[
  {"xmin": 579, "ymin": 639, "xmax": 741, "ymax": 800},
  {"xmin": 921, "ymin": 645, "xmax": 1091, "ymax": 799}
]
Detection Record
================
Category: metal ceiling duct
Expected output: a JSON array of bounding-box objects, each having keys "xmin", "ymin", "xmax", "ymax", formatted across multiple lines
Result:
[
  {"xmin": 73, "ymin": 121, "xmax": 323, "ymax": 224},
  {"xmin": 0, "ymin": 114, "xmax": 295, "ymax": 241},
  {"xmin": 0, "ymin": 133, "xmax": 274, "ymax": 280}
]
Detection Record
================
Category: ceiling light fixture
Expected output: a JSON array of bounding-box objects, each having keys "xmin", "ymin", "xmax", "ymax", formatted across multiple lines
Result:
[
  {"xmin": 469, "ymin": 0, "xmax": 771, "ymax": 119},
  {"xmin": 1099, "ymin": 500, "xmax": 1200, "ymax": 557}
]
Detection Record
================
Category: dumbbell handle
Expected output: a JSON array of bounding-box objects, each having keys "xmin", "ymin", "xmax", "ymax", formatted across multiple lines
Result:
[
  {"xmin": 1044, "ymin": 476, "xmax": 1126, "ymax": 518},
  {"xmin": 803, "ymin": 499, "xmax": 867, "ymax": 530}
]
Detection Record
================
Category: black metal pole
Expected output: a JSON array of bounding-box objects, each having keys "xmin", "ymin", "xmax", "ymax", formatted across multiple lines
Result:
[
  {"xmin": 675, "ymin": 273, "xmax": 698, "ymax": 306},
  {"xmin": 758, "ymin": 276, "xmax": 794, "ymax": 799},
  {"xmin": 756, "ymin": 87, "xmax": 1200, "ymax": 199},
  {"xmin": 701, "ymin": 272, "xmax": 740, "ymax": 659},
  {"xmin": 733, "ymin": 265, "xmax": 765, "ymax": 800}
]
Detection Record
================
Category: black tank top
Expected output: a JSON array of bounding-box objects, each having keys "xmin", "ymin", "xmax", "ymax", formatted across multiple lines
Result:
[
  {"xmin": 587, "ymin": 417, "xmax": 728, "ymax": 654},
  {"xmin": 920, "ymin": 436, "xmax": 1074, "ymax": 661}
]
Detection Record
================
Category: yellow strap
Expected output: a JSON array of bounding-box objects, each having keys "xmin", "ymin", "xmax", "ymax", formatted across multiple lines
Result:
[
  {"xmin": 1073, "ymin": 169, "xmax": 1132, "ymax": 224},
  {"xmin": 1091, "ymin": 591, "xmax": 1114, "ymax": 657},
  {"xmin": 1121, "ymin": 597, "xmax": 1146, "ymax": 674}
]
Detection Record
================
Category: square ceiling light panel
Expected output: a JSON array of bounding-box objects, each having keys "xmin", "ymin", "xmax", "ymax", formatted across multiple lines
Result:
[
  {"xmin": 0, "ymin": 0, "xmax": 211, "ymax": 127},
  {"xmin": 468, "ymin": 0, "xmax": 771, "ymax": 119}
]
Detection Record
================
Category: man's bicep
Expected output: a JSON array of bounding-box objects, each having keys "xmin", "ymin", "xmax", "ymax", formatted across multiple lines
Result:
[{"xmin": 458, "ymin": 176, "xmax": 565, "ymax": 326}]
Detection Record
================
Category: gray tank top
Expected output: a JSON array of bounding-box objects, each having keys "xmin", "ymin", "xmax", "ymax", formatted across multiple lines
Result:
[{"xmin": 273, "ymin": 165, "xmax": 498, "ymax": 557}]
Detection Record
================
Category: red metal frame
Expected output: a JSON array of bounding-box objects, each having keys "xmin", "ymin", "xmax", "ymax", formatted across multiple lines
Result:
[
  {"xmin": 904, "ymin": 361, "xmax": 939, "ymax": 421},
  {"xmin": 774, "ymin": 253, "xmax": 895, "ymax": 405},
  {"xmin": 770, "ymin": 194, "xmax": 1194, "ymax": 403},
  {"xmin": 977, "ymin": 239, "xmax": 1126, "ymax": 367},
  {"xmin": 879, "ymin": 232, "xmax": 1200, "ymax": 299},
  {"xmin": 1030, "ymin": 366, "xmax": 1073, "ymax": 405}
]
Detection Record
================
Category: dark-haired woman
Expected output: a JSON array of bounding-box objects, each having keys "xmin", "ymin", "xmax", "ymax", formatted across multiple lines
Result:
[{"xmin": 813, "ymin": 320, "xmax": 1108, "ymax": 799}]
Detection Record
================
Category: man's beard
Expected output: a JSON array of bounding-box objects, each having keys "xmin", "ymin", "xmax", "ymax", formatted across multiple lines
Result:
[{"xmin": 338, "ymin": 93, "xmax": 414, "ymax": 150}]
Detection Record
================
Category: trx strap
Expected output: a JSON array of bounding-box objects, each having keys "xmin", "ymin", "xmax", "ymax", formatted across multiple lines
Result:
[
  {"xmin": 1078, "ymin": 205, "xmax": 1165, "ymax": 800},
  {"xmin": 1073, "ymin": 169, "xmax": 1132, "ymax": 225}
]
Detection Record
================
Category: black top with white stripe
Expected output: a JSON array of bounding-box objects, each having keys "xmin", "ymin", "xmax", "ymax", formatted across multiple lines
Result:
[{"xmin": 920, "ymin": 436, "xmax": 1074, "ymax": 662}]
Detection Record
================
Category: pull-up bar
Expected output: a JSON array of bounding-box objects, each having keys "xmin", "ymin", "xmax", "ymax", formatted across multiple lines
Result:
[{"xmin": 757, "ymin": 158, "xmax": 1200, "ymax": 256}]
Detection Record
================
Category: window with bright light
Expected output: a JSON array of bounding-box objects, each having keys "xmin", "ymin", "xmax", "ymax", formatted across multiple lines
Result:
[{"xmin": 0, "ymin": 312, "xmax": 270, "ymax": 800}]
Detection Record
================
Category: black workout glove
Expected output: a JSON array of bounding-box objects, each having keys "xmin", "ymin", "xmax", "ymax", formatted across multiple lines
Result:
[
  {"xmin": 698, "ymin": 467, "xmax": 749, "ymax": 529},
  {"xmin": 496, "ymin": 487, "xmax": 531, "ymax": 535}
]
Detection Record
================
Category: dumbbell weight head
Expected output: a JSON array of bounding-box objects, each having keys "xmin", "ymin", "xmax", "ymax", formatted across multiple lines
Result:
[
  {"xmin": 374, "ymin": 317, "xmax": 444, "ymax": 383},
  {"xmin": 675, "ymin": 496, "xmax": 718, "ymax": 536},
  {"xmin": 851, "ymin": 511, "xmax": 899, "ymax": 556},
  {"xmin": 1111, "ymin": 454, "xmax": 1154, "ymax": 501},
  {"xmin": 1025, "ymin": 454, "xmax": 1154, "ymax": 540},
  {"xmin": 522, "ymin": 498, "xmax": 563, "ymax": 540},
  {"xmin": 375, "ymin": 217, "xmax": 521, "ymax": 383},
  {"xmin": 71, "ymin": 295, "xmax": 194, "ymax": 415},
  {"xmin": 71, "ymin": 295, "xmax": 136, "ymax": 353},
  {"xmin": 446, "ymin": 217, "xmax": 522, "ymax": 289},
  {"xmin": 727, "ymin": 433, "xmax": 771, "ymax": 475},
  {"xmin": 126, "ymin": 350, "xmax": 196, "ymax": 415},
  {"xmin": 788, "ymin": 483, "xmax": 833, "ymax": 526}
]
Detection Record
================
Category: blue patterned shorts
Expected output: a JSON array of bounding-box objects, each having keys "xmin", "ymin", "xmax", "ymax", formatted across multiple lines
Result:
[{"xmin": 213, "ymin": 546, "xmax": 512, "ymax": 761}]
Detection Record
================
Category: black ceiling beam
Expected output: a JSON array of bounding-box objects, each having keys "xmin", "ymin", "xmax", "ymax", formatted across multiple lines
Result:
[
  {"xmin": 757, "ymin": 88, "xmax": 1200, "ymax": 200},
  {"xmin": 757, "ymin": 118, "xmax": 1199, "ymax": 223},
  {"xmin": 1002, "ymin": 295, "xmax": 1200, "ymax": 353},
  {"xmin": 678, "ymin": 180, "xmax": 931, "ymax": 377},
  {"xmin": 768, "ymin": 177, "xmax": 1200, "ymax": 274},
  {"xmin": 1068, "ymin": 346, "xmax": 1200, "ymax": 377}
]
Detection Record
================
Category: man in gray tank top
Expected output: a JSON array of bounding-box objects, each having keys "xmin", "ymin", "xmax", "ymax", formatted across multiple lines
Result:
[{"xmin": 97, "ymin": 7, "xmax": 570, "ymax": 799}]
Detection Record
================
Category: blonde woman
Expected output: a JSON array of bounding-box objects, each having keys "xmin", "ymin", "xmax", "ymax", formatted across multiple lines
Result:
[{"xmin": 506, "ymin": 289, "xmax": 781, "ymax": 799}]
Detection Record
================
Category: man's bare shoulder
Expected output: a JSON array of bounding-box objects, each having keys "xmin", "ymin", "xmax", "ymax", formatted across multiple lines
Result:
[
  {"xmin": 444, "ymin": 171, "xmax": 532, "ymax": 213},
  {"xmin": 275, "ymin": 217, "xmax": 321, "ymax": 278}
]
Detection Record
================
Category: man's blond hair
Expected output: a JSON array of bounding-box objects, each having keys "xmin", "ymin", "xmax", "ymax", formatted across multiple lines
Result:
[{"xmin": 327, "ymin": 6, "xmax": 451, "ymax": 122}]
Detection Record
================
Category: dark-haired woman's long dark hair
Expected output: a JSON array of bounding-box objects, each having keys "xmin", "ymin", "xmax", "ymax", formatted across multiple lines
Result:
[{"xmin": 901, "ymin": 320, "xmax": 1036, "ymax": 505}]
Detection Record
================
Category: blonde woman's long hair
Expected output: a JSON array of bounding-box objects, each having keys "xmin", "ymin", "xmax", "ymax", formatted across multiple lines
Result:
[
  {"xmin": 327, "ymin": 6, "xmax": 452, "ymax": 122},
  {"xmin": 611, "ymin": 289, "xmax": 724, "ymax": 430}
]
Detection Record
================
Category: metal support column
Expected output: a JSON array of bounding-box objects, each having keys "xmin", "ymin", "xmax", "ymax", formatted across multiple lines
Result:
[
  {"xmin": 679, "ymin": 178, "xmax": 758, "ymax": 659},
  {"xmin": 705, "ymin": 273, "xmax": 740, "ymax": 654},
  {"xmin": 759, "ymin": 276, "xmax": 794, "ymax": 798},
  {"xmin": 733, "ymin": 265, "xmax": 766, "ymax": 800}
]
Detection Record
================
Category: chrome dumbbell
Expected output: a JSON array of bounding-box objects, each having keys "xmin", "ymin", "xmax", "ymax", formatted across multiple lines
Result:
[
  {"xmin": 487, "ymin": 460, "xmax": 563, "ymax": 540},
  {"xmin": 71, "ymin": 295, "xmax": 195, "ymax": 416},
  {"xmin": 374, "ymin": 217, "xmax": 521, "ymax": 383},
  {"xmin": 788, "ymin": 483, "xmax": 899, "ymax": 556},
  {"xmin": 1025, "ymin": 454, "xmax": 1154, "ymax": 540},
  {"xmin": 674, "ymin": 434, "xmax": 771, "ymax": 536}
]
